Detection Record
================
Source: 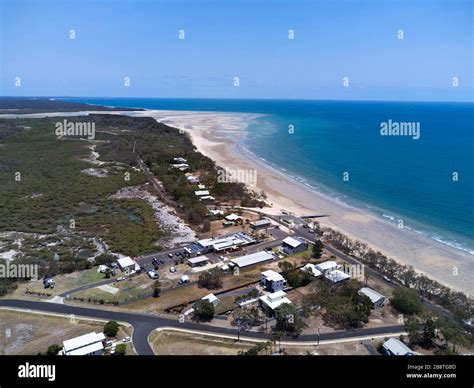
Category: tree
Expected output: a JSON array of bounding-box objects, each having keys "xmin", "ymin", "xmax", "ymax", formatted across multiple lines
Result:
[
  {"xmin": 46, "ymin": 344, "xmax": 61, "ymax": 355},
  {"xmin": 312, "ymin": 240, "xmax": 324, "ymax": 259},
  {"xmin": 274, "ymin": 303, "xmax": 306, "ymax": 335},
  {"xmin": 115, "ymin": 344, "xmax": 126, "ymax": 355},
  {"xmin": 231, "ymin": 306, "xmax": 264, "ymax": 328},
  {"xmin": 193, "ymin": 299, "xmax": 215, "ymax": 322},
  {"xmin": 198, "ymin": 268, "xmax": 223, "ymax": 290},
  {"xmin": 103, "ymin": 321, "xmax": 119, "ymax": 337},
  {"xmin": 438, "ymin": 318, "xmax": 468, "ymax": 353},
  {"xmin": 153, "ymin": 280, "xmax": 161, "ymax": 298},
  {"xmin": 104, "ymin": 268, "xmax": 111, "ymax": 279},
  {"xmin": 391, "ymin": 287, "xmax": 423, "ymax": 315},
  {"xmin": 271, "ymin": 331, "xmax": 283, "ymax": 353}
]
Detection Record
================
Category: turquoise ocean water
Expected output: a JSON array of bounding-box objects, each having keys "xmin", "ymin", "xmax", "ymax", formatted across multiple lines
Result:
[{"xmin": 64, "ymin": 98, "xmax": 474, "ymax": 255}]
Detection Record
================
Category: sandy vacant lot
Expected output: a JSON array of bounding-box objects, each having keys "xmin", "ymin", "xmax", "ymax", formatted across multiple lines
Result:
[{"xmin": 149, "ymin": 330, "xmax": 372, "ymax": 355}]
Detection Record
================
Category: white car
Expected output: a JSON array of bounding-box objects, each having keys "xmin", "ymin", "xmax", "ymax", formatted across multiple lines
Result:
[
  {"xmin": 383, "ymin": 275, "xmax": 391, "ymax": 282},
  {"xmin": 148, "ymin": 270, "xmax": 159, "ymax": 279},
  {"xmin": 169, "ymin": 267, "xmax": 177, "ymax": 273},
  {"xmin": 122, "ymin": 336, "xmax": 131, "ymax": 343}
]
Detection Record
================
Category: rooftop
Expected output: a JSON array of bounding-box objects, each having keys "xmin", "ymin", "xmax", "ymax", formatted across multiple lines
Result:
[
  {"xmin": 63, "ymin": 331, "xmax": 105, "ymax": 355},
  {"xmin": 325, "ymin": 269, "xmax": 351, "ymax": 283},
  {"xmin": 383, "ymin": 338, "xmax": 416, "ymax": 355},
  {"xmin": 359, "ymin": 287, "xmax": 385, "ymax": 303},
  {"xmin": 260, "ymin": 291, "xmax": 292, "ymax": 310},
  {"xmin": 282, "ymin": 236, "xmax": 305, "ymax": 248},
  {"xmin": 301, "ymin": 263, "xmax": 323, "ymax": 277},
  {"xmin": 117, "ymin": 256, "xmax": 135, "ymax": 268},
  {"xmin": 261, "ymin": 269, "xmax": 285, "ymax": 282},
  {"xmin": 231, "ymin": 251, "xmax": 274, "ymax": 268}
]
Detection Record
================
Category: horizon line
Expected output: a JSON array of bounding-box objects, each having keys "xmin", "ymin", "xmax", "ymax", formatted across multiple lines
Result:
[{"xmin": 1, "ymin": 95, "xmax": 473, "ymax": 104}]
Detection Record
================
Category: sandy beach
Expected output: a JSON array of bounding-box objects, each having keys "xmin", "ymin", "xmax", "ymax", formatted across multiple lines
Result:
[{"xmin": 135, "ymin": 109, "xmax": 473, "ymax": 296}]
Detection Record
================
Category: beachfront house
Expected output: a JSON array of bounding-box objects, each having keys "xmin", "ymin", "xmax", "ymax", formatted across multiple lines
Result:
[
  {"xmin": 325, "ymin": 269, "xmax": 351, "ymax": 283},
  {"xmin": 261, "ymin": 270, "xmax": 286, "ymax": 292},
  {"xmin": 63, "ymin": 332, "xmax": 106, "ymax": 356},
  {"xmin": 259, "ymin": 290, "xmax": 292, "ymax": 316},
  {"xmin": 281, "ymin": 236, "xmax": 308, "ymax": 254},
  {"xmin": 301, "ymin": 263, "xmax": 323, "ymax": 278},
  {"xmin": 358, "ymin": 287, "xmax": 386, "ymax": 308},
  {"xmin": 315, "ymin": 260, "xmax": 341, "ymax": 274}
]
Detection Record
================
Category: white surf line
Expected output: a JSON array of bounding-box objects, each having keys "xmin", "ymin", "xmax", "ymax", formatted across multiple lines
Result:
[{"xmin": 149, "ymin": 326, "xmax": 406, "ymax": 350}]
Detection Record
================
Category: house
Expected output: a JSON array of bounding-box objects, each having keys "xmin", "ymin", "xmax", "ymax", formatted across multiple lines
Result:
[
  {"xmin": 325, "ymin": 269, "xmax": 351, "ymax": 283},
  {"xmin": 202, "ymin": 293, "xmax": 220, "ymax": 306},
  {"xmin": 300, "ymin": 263, "xmax": 322, "ymax": 278},
  {"xmin": 199, "ymin": 195, "xmax": 215, "ymax": 202},
  {"xmin": 194, "ymin": 190, "xmax": 210, "ymax": 197},
  {"xmin": 173, "ymin": 157, "xmax": 187, "ymax": 164},
  {"xmin": 315, "ymin": 260, "xmax": 341, "ymax": 274},
  {"xmin": 63, "ymin": 331, "xmax": 106, "ymax": 356},
  {"xmin": 209, "ymin": 209, "xmax": 224, "ymax": 216},
  {"xmin": 250, "ymin": 219, "xmax": 271, "ymax": 229},
  {"xmin": 197, "ymin": 184, "xmax": 207, "ymax": 190},
  {"xmin": 186, "ymin": 175, "xmax": 200, "ymax": 185},
  {"xmin": 281, "ymin": 236, "xmax": 308, "ymax": 254},
  {"xmin": 382, "ymin": 338, "xmax": 416, "ymax": 356},
  {"xmin": 359, "ymin": 287, "xmax": 386, "ymax": 308},
  {"xmin": 171, "ymin": 163, "xmax": 189, "ymax": 171},
  {"xmin": 261, "ymin": 270, "xmax": 286, "ymax": 292},
  {"xmin": 231, "ymin": 251, "xmax": 274, "ymax": 268},
  {"xmin": 259, "ymin": 290, "xmax": 292, "ymax": 316},
  {"xmin": 117, "ymin": 256, "xmax": 135, "ymax": 273},
  {"xmin": 225, "ymin": 213, "xmax": 243, "ymax": 223},
  {"xmin": 187, "ymin": 255, "xmax": 210, "ymax": 267}
]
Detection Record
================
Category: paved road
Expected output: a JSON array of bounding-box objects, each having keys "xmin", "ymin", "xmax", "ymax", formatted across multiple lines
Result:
[{"xmin": 0, "ymin": 299, "xmax": 404, "ymax": 355}]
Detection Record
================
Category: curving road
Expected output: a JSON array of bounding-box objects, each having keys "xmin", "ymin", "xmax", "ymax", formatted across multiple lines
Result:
[{"xmin": 0, "ymin": 299, "xmax": 404, "ymax": 355}]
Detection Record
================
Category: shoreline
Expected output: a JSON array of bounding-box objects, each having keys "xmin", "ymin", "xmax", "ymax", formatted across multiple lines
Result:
[
  {"xmin": 136, "ymin": 109, "xmax": 474, "ymax": 296},
  {"xmin": 2, "ymin": 109, "xmax": 473, "ymax": 295}
]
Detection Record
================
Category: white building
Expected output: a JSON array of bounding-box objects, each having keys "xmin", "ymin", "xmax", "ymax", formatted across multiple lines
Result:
[
  {"xmin": 202, "ymin": 293, "xmax": 220, "ymax": 306},
  {"xmin": 63, "ymin": 332, "xmax": 105, "ymax": 356},
  {"xmin": 180, "ymin": 275, "xmax": 190, "ymax": 283},
  {"xmin": 359, "ymin": 287, "xmax": 386, "ymax": 308},
  {"xmin": 225, "ymin": 213, "xmax": 243, "ymax": 222},
  {"xmin": 187, "ymin": 255, "xmax": 210, "ymax": 267},
  {"xmin": 231, "ymin": 251, "xmax": 274, "ymax": 268},
  {"xmin": 117, "ymin": 256, "xmax": 135, "ymax": 273},
  {"xmin": 186, "ymin": 175, "xmax": 200, "ymax": 184},
  {"xmin": 194, "ymin": 190, "xmax": 210, "ymax": 197},
  {"xmin": 325, "ymin": 269, "xmax": 351, "ymax": 283},
  {"xmin": 250, "ymin": 219, "xmax": 271, "ymax": 229},
  {"xmin": 282, "ymin": 236, "xmax": 308, "ymax": 254},
  {"xmin": 301, "ymin": 263, "xmax": 322, "ymax": 278},
  {"xmin": 259, "ymin": 290, "xmax": 292, "ymax": 315},
  {"xmin": 261, "ymin": 270, "xmax": 286, "ymax": 292},
  {"xmin": 315, "ymin": 260, "xmax": 341, "ymax": 274},
  {"xmin": 382, "ymin": 338, "xmax": 416, "ymax": 356},
  {"xmin": 173, "ymin": 157, "xmax": 187, "ymax": 164}
]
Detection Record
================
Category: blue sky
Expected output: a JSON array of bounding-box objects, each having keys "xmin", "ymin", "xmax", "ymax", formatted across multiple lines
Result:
[{"xmin": 0, "ymin": 0, "xmax": 472, "ymax": 101}]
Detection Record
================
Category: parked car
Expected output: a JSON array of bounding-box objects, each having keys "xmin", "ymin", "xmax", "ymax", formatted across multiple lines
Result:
[
  {"xmin": 110, "ymin": 270, "xmax": 116, "ymax": 276},
  {"xmin": 122, "ymin": 336, "xmax": 131, "ymax": 343},
  {"xmin": 105, "ymin": 340, "xmax": 114, "ymax": 347},
  {"xmin": 168, "ymin": 253, "xmax": 173, "ymax": 258},
  {"xmin": 116, "ymin": 276, "xmax": 126, "ymax": 282},
  {"xmin": 383, "ymin": 275, "xmax": 391, "ymax": 283},
  {"xmin": 152, "ymin": 257, "xmax": 160, "ymax": 266},
  {"xmin": 169, "ymin": 267, "xmax": 177, "ymax": 273},
  {"xmin": 148, "ymin": 270, "xmax": 160, "ymax": 279}
]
